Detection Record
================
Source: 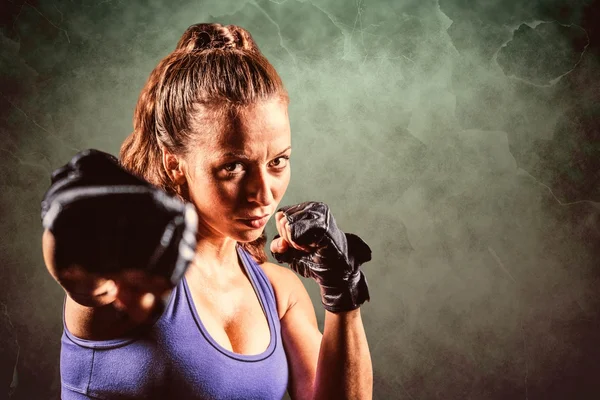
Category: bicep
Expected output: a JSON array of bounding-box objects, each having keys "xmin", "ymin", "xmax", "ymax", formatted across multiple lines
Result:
[{"xmin": 280, "ymin": 277, "xmax": 322, "ymax": 400}]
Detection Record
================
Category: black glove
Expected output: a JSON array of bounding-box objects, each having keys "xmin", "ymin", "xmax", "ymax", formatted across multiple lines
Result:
[
  {"xmin": 271, "ymin": 201, "xmax": 371, "ymax": 313},
  {"xmin": 41, "ymin": 149, "xmax": 198, "ymax": 288}
]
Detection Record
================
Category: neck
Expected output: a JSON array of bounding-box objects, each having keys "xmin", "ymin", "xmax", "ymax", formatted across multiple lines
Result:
[
  {"xmin": 192, "ymin": 236, "xmax": 240, "ymax": 273},
  {"xmin": 186, "ymin": 216, "xmax": 250, "ymax": 283}
]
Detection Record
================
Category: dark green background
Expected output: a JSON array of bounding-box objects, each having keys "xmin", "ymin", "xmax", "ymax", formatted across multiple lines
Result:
[{"xmin": 1, "ymin": 0, "xmax": 600, "ymax": 399}]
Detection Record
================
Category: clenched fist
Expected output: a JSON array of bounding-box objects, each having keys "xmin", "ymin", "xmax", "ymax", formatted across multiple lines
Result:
[{"xmin": 270, "ymin": 201, "xmax": 371, "ymax": 313}]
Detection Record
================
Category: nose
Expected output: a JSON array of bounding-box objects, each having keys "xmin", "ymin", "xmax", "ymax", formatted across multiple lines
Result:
[{"xmin": 245, "ymin": 168, "xmax": 274, "ymax": 206}]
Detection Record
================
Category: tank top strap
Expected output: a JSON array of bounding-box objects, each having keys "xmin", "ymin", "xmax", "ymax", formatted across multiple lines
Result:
[{"xmin": 236, "ymin": 244, "xmax": 279, "ymax": 319}]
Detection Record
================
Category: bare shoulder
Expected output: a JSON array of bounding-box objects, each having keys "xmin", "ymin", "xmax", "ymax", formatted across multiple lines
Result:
[
  {"xmin": 259, "ymin": 261, "xmax": 297, "ymax": 283},
  {"xmin": 65, "ymin": 295, "xmax": 138, "ymax": 340},
  {"xmin": 259, "ymin": 262, "xmax": 309, "ymax": 320}
]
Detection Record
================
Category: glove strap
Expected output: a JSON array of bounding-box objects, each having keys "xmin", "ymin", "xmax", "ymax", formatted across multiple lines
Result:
[{"xmin": 319, "ymin": 270, "xmax": 370, "ymax": 313}]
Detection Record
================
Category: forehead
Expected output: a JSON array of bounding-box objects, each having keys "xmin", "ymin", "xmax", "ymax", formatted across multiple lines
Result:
[{"xmin": 195, "ymin": 99, "xmax": 291, "ymax": 156}]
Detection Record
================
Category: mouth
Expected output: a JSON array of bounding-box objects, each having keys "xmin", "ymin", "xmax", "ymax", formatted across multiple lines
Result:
[{"xmin": 237, "ymin": 214, "xmax": 270, "ymax": 229}]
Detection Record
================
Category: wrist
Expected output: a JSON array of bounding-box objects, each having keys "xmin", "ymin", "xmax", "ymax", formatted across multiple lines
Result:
[
  {"xmin": 324, "ymin": 306, "xmax": 361, "ymax": 322},
  {"xmin": 318, "ymin": 270, "xmax": 370, "ymax": 313}
]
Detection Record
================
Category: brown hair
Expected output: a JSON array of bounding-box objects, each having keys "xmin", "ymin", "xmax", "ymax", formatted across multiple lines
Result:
[{"xmin": 120, "ymin": 23, "xmax": 289, "ymax": 263}]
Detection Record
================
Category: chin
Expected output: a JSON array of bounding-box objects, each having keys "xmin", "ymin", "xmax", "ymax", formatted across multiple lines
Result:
[{"xmin": 233, "ymin": 228, "xmax": 266, "ymax": 243}]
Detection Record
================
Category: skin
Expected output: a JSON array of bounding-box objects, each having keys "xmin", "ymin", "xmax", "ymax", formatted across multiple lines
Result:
[{"xmin": 43, "ymin": 97, "xmax": 373, "ymax": 399}]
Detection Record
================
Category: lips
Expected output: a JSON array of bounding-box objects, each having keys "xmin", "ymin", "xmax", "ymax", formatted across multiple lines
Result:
[
  {"xmin": 241, "ymin": 214, "xmax": 269, "ymax": 220},
  {"xmin": 238, "ymin": 214, "xmax": 270, "ymax": 229}
]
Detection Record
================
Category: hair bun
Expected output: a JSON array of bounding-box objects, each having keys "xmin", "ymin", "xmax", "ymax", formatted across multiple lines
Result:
[{"xmin": 176, "ymin": 23, "xmax": 258, "ymax": 52}]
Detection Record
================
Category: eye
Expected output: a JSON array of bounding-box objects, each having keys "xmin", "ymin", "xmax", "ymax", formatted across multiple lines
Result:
[
  {"xmin": 222, "ymin": 162, "xmax": 245, "ymax": 175},
  {"xmin": 269, "ymin": 156, "xmax": 289, "ymax": 169}
]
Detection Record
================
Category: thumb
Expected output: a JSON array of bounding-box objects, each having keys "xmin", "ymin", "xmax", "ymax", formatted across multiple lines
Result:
[{"xmin": 270, "ymin": 235, "xmax": 289, "ymax": 254}]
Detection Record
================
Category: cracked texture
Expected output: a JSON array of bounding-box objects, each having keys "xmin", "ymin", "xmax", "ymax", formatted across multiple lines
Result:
[
  {"xmin": 1, "ymin": 0, "xmax": 600, "ymax": 399},
  {"xmin": 497, "ymin": 22, "xmax": 589, "ymax": 86}
]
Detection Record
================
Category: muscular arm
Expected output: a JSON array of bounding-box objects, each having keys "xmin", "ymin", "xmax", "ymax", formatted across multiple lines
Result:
[
  {"xmin": 314, "ymin": 308, "xmax": 372, "ymax": 399},
  {"xmin": 263, "ymin": 263, "xmax": 373, "ymax": 400}
]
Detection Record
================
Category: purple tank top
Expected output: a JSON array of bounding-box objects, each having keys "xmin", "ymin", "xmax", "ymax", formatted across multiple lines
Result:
[{"xmin": 60, "ymin": 245, "xmax": 289, "ymax": 399}]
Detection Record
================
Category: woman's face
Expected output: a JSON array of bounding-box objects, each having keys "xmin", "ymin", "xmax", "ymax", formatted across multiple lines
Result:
[{"xmin": 183, "ymin": 98, "xmax": 292, "ymax": 243}]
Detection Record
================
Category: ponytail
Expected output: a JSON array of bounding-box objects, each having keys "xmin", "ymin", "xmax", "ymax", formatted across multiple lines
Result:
[{"xmin": 120, "ymin": 57, "xmax": 176, "ymax": 196}]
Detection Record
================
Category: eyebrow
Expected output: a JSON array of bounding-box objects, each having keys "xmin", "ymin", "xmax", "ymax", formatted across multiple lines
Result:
[{"xmin": 222, "ymin": 146, "xmax": 292, "ymax": 160}]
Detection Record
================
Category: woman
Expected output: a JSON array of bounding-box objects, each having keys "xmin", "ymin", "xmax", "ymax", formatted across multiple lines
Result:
[{"xmin": 42, "ymin": 23, "xmax": 372, "ymax": 399}]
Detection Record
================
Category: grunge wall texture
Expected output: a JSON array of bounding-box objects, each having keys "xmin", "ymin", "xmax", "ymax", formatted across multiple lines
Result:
[{"xmin": 1, "ymin": 0, "xmax": 600, "ymax": 399}]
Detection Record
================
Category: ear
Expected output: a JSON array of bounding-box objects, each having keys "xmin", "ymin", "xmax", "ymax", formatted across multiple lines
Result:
[{"xmin": 161, "ymin": 148, "xmax": 186, "ymax": 185}]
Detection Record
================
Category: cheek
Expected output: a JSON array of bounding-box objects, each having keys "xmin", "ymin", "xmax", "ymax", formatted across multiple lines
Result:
[
  {"xmin": 206, "ymin": 183, "xmax": 238, "ymax": 209},
  {"xmin": 272, "ymin": 171, "xmax": 291, "ymax": 200},
  {"xmin": 188, "ymin": 174, "xmax": 237, "ymax": 212},
  {"xmin": 214, "ymin": 183, "xmax": 239, "ymax": 207}
]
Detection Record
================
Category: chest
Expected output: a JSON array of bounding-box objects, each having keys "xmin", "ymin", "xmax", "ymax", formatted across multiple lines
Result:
[
  {"xmin": 159, "ymin": 274, "xmax": 289, "ymax": 399},
  {"xmin": 185, "ymin": 273, "xmax": 273, "ymax": 356},
  {"xmin": 61, "ymin": 257, "xmax": 290, "ymax": 400}
]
